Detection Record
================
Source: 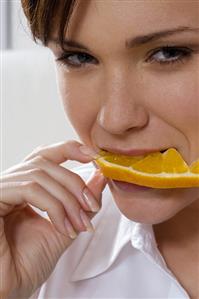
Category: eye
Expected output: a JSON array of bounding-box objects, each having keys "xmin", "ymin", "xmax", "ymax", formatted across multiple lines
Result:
[
  {"xmin": 56, "ymin": 51, "xmax": 98, "ymax": 68},
  {"xmin": 146, "ymin": 46, "xmax": 193, "ymax": 65}
]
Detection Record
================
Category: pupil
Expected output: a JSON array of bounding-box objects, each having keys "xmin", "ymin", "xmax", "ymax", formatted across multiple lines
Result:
[
  {"xmin": 164, "ymin": 48, "xmax": 179, "ymax": 58},
  {"xmin": 79, "ymin": 54, "xmax": 88, "ymax": 62}
]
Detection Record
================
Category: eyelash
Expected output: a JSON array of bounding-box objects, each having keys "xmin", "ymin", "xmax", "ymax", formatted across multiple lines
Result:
[
  {"xmin": 146, "ymin": 45, "xmax": 193, "ymax": 65},
  {"xmin": 56, "ymin": 45, "xmax": 193, "ymax": 69}
]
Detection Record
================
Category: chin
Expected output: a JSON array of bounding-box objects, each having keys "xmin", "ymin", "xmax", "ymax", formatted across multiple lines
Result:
[{"xmin": 108, "ymin": 181, "xmax": 198, "ymax": 225}]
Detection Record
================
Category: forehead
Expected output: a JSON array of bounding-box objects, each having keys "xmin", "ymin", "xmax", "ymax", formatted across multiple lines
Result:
[{"xmin": 67, "ymin": 0, "xmax": 198, "ymax": 42}]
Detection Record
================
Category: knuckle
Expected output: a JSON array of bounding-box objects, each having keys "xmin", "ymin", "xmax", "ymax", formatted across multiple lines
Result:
[
  {"xmin": 65, "ymin": 139, "xmax": 76, "ymax": 146},
  {"xmin": 22, "ymin": 181, "xmax": 41, "ymax": 195},
  {"xmin": 31, "ymin": 155, "xmax": 47, "ymax": 166},
  {"xmin": 50, "ymin": 200, "xmax": 63, "ymax": 212},
  {"xmin": 27, "ymin": 168, "xmax": 45, "ymax": 179},
  {"xmin": 28, "ymin": 144, "xmax": 47, "ymax": 157},
  {"xmin": 65, "ymin": 139, "xmax": 81, "ymax": 148},
  {"xmin": 48, "ymin": 198, "xmax": 65, "ymax": 215}
]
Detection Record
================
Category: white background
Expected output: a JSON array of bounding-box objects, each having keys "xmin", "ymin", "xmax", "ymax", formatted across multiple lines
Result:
[{"xmin": 1, "ymin": 1, "xmax": 82, "ymax": 172}]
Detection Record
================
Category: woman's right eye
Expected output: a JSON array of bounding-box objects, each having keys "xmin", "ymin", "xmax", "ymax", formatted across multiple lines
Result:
[{"xmin": 56, "ymin": 52, "xmax": 98, "ymax": 68}]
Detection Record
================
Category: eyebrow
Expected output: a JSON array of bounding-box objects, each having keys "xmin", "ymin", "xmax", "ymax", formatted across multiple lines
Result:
[
  {"xmin": 50, "ymin": 26, "xmax": 199, "ymax": 51},
  {"xmin": 126, "ymin": 26, "xmax": 199, "ymax": 48}
]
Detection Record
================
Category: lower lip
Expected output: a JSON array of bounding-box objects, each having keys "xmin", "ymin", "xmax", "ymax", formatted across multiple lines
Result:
[{"xmin": 111, "ymin": 180, "xmax": 152, "ymax": 192}]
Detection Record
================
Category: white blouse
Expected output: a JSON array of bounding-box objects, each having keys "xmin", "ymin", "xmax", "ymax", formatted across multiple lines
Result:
[{"xmin": 30, "ymin": 163, "xmax": 190, "ymax": 299}]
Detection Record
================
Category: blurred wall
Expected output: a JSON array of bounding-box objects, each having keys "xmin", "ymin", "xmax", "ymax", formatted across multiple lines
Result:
[
  {"xmin": 11, "ymin": 0, "xmax": 40, "ymax": 50},
  {"xmin": 1, "ymin": 1, "xmax": 82, "ymax": 172}
]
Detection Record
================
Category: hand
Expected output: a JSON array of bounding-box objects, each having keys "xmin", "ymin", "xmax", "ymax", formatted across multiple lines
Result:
[{"xmin": 0, "ymin": 140, "xmax": 107, "ymax": 299}]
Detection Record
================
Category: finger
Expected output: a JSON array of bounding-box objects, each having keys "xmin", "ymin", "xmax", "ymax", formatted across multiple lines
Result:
[
  {"xmin": 86, "ymin": 169, "xmax": 108, "ymax": 208},
  {"xmin": 80, "ymin": 170, "xmax": 108, "ymax": 220},
  {"xmin": 5, "ymin": 156, "xmax": 101, "ymax": 213},
  {"xmin": 2, "ymin": 169, "xmax": 92, "ymax": 232},
  {"xmin": 0, "ymin": 181, "xmax": 77, "ymax": 238},
  {"xmin": 22, "ymin": 140, "xmax": 98, "ymax": 165}
]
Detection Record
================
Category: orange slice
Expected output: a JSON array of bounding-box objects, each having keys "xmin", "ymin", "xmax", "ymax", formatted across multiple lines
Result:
[{"xmin": 95, "ymin": 148, "xmax": 199, "ymax": 188}]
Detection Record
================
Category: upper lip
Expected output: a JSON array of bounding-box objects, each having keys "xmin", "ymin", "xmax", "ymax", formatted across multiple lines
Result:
[{"xmin": 100, "ymin": 147, "xmax": 168, "ymax": 156}]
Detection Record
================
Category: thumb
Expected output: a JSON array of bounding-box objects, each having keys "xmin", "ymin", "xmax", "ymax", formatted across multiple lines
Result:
[{"xmin": 86, "ymin": 169, "xmax": 107, "ymax": 203}]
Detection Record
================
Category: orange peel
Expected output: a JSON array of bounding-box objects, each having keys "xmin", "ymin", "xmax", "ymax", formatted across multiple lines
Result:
[{"xmin": 94, "ymin": 148, "xmax": 199, "ymax": 189}]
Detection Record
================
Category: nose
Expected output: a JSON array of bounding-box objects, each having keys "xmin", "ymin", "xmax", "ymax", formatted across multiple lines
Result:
[{"xmin": 97, "ymin": 69, "xmax": 149, "ymax": 135}]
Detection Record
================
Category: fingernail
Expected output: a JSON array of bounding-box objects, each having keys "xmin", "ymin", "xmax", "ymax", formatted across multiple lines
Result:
[
  {"xmin": 80, "ymin": 209, "xmax": 95, "ymax": 233},
  {"xmin": 90, "ymin": 169, "xmax": 107, "ymax": 182},
  {"xmin": 64, "ymin": 218, "xmax": 77, "ymax": 239},
  {"xmin": 79, "ymin": 145, "xmax": 99, "ymax": 158},
  {"xmin": 82, "ymin": 187, "xmax": 100, "ymax": 212}
]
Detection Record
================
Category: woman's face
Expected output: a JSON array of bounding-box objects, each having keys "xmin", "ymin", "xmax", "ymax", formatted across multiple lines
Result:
[{"xmin": 49, "ymin": 0, "xmax": 199, "ymax": 224}]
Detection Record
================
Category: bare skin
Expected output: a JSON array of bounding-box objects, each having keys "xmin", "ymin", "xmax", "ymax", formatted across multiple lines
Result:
[
  {"xmin": 154, "ymin": 202, "xmax": 199, "ymax": 298},
  {"xmin": 1, "ymin": 0, "xmax": 199, "ymax": 298},
  {"xmin": 48, "ymin": 0, "xmax": 199, "ymax": 297},
  {"xmin": 0, "ymin": 141, "xmax": 107, "ymax": 298}
]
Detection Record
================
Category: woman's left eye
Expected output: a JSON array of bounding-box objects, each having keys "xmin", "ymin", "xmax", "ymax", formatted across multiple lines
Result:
[
  {"xmin": 56, "ymin": 52, "xmax": 97, "ymax": 68},
  {"xmin": 146, "ymin": 46, "xmax": 193, "ymax": 65}
]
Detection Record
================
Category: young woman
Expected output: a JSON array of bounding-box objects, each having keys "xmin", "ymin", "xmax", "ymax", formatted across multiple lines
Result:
[{"xmin": 1, "ymin": 0, "xmax": 199, "ymax": 298}]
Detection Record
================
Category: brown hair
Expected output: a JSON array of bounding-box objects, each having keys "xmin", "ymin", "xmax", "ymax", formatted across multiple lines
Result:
[{"xmin": 21, "ymin": 0, "xmax": 77, "ymax": 48}]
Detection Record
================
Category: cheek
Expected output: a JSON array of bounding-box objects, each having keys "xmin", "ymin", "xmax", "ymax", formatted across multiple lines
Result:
[
  {"xmin": 56, "ymin": 71, "xmax": 99, "ymax": 139},
  {"xmin": 144, "ymin": 69, "xmax": 199, "ymax": 136},
  {"xmin": 142, "ymin": 65, "xmax": 199, "ymax": 161}
]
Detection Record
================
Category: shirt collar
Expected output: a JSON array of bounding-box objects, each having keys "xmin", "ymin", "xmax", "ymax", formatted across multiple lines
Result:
[
  {"xmin": 70, "ymin": 188, "xmax": 132, "ymax": 281},
  {"xmin": 70, "ymin": 187, "xmax": 171, "ymax": 282}
]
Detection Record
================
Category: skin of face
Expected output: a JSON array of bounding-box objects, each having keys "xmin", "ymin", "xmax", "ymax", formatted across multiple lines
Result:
[{"xmin": 49, "ymin": 0, "xmax": 199, "ymax": 225}]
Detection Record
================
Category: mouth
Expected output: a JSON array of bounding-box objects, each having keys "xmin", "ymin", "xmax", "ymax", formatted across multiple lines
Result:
[
  {"xmin": 94, "ymin": 147, "xmax": 195, "ymax": 190},
  {"xmin": 110, "ymin": 179, "xmax": 153, "ymax": 192},
  {"xmin": 100, "ymin": 147, "xmax": 170, "ymax": 157}
]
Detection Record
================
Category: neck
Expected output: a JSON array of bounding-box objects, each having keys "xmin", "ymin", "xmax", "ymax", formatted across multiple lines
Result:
[{"xmin": 153, "ymin": 199, "xmax": 199, "ymax": 299}]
